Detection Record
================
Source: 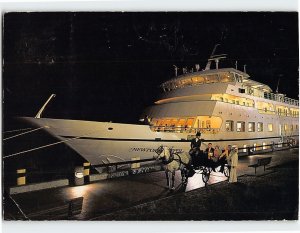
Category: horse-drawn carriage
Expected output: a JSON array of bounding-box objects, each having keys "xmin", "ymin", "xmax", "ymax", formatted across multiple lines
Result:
[
  {"xmin": 191, "ymin": 149, "xmax": 230, "ymax": 183},
  {"xmin": 155, "ymin": 146, "xmax": 230, "ymax": 190}
]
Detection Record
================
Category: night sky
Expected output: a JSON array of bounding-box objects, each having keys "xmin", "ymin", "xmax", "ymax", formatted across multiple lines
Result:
[{"xmin": 3, "ymin": 12, "xmax": 299, "ymax": 126}]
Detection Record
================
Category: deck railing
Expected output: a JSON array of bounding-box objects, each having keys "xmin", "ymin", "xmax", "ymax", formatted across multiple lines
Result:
[
  {"xmin": 263, "ymin": 92, "xmax": 299, "ymax": 106},
  {"xmin": 149, "ymin": 126, "xmax": 220, "ymax": 134}
]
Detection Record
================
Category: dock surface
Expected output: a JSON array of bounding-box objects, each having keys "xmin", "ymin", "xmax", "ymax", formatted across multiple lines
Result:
[{"xmin": 4, "ymin": 148, "xmax": 298, "ymax": 220}]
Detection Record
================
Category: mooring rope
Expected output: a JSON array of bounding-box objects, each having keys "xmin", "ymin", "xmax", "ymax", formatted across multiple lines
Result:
[
  {"xmin": 3, "ymin": 129, "xmax": 99, "ymax": 159},
  {"xmin": 3, "ymin": 126, "xmax": 47, "ymax": 141},
  {"xmin": 3, "ymin": 128, "xmax": 33, "ymax": 134},
  {"xmin": 8, "ymin": 195, "xmax": 30, "ymax": 220}
]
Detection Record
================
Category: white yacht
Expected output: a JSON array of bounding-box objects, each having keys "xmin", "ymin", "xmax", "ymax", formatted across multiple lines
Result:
[{"xmin": 20, "ymin": 49, "xmax": 299, "ymax": 171}]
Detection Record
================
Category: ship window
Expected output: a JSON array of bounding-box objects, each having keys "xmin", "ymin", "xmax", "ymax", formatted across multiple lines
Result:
[
  {"xmin": 170, "ymin": 118, "xmax": 178, "ymax": 128},
  {"xmin": 237, "ymin": 121, "xmax": 245, "ymax": 132},
  {"xmin": 208, "ymin": 74, "xmax": 219, "ymax": 83},
  {"xmin": 206, "ymin": 120, "xmax": 211, "ymax": 129},
  {"xmin": 248, "ymin": 122, "xmax": 255, "ymax": 132},
  {"xmin": 186, "ymin": 118, "xmax": 195, "ymax": 128},
  {"xmin": 238, "ymin": 88, "xmax": 246, "ymax": 93},
  {"xmin": 225, "ymin": 120, "xmax": 234, "ymax": 131},
  {"xmin": 177, "ymin": 118, "xmax": 186, "ymax": 128},
  {"xmin": 220, "ymin": 72, "xmax": 235, "ymax": 83},
  {"xmin": 268, "ymin": 123, "xmax": 273, "ymax": 132},
  {"xmin": 257, "ymin": 122, "xmax": 263, "ymax": 132}
]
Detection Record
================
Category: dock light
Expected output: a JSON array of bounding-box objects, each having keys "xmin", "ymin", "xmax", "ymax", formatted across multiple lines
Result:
[
  {"xmin": 75, "ymin": 171, "xmax": 84, "ymax": 179},
  {"xmin": 74, "ymin": 166, "xmax": 85, "ymax": 186}
]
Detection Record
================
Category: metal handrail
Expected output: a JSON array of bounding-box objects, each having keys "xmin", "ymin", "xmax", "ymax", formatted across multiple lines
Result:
[
  {"xmin": 149, "ymin": 126, "xmax": 220, "ymax": 134},
  {"xmin": 263, "ymin": 92, "xmax": 299, "ymax": 106}
]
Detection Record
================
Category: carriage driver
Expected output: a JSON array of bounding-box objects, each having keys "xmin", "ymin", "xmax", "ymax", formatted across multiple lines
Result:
[{"xmin": 190, "ymin": 132, "xmax": 204, "ymax": 156}]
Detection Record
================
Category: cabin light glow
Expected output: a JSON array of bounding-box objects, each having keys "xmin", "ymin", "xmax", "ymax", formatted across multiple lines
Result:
[
  {"xmin": 243, "ymin": 145, "xmax": 247, "ymax": 152},
  {"xmin": 150, "ymin": 115, "xmax": 222, "ymax": 134}
]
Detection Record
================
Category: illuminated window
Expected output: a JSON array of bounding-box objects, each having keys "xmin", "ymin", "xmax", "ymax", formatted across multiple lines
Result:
[
  {"xmin": 170, "ymin": 118, "xmax": 178, "ymax": 127},
  {"xmin": 284, "ymin": 124, "xmax": 288, "ymax": 131},
  {"xmin": 248, "ymin": 122, "xmax": 255, "ymax": 132},
  {"xmin": 291, "ymin": 125, "xmax": 293, "ymax": 131},
  {"xmin": 225, "ymin": 120, "xmax": 234, "ymax": 131},
  {"xmin": 177, "ymin": 118, "xmax": 186, "ymax": 128},
  {"xmin": 237, "ymin": 121, "xmax": 245, "ymax": 132},
  {"xmin": 220, "ymin": 72, "xmax": 235, "ymax": 82},
  {"xmin": 206, "ymin": 120, "xmax": 211, "ymax": 129},
  {"xmin": 185, "ymin": 118, "xmax": 195, "ymax": 128},
  {"xmin": 206, "ymin": 74, "xmax": 219, "ymax": 83},
  {"xmin": 257, "ymin": 122, "xmax": 263, "ymax": 132},
  {"xmin": 268, "ymin": 123, "xmax": 273, "ymax": 132}
]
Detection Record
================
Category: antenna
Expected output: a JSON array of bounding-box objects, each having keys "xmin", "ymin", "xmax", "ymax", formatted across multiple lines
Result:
[
  {"xmin": 35, "ymin": 94, "xmax": 56, "ymax": 118},
  {"xmin": 173, "ymin": 65, "xmax": 178, "ymax": 77},
  {"xmin": 205, "ymin": 44, "xmax": 220, "ymax": 70},
  {"xmin": 276, "ymin": 78, "xmax": 280, "ymax": 94},
  {"xmin": 243, "ymin": 64, "xmax": 247, "ymax": 73},
  {"xmin": 235, "ymin": 61, "xmax": 238, "ymax": 69}
]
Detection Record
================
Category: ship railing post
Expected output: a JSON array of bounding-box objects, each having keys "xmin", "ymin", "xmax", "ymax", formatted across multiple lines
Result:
[
  {"xmin": 83, "ymin": 162, "xmax": 90, "ymax": 184},
  {"xmin": 17, "ymin": 168, "xmax": 26, "ymax": 186}
]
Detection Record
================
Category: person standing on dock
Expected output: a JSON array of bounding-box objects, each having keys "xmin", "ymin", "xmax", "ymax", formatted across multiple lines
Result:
[{"xmin": 228, "ymin": 145, "xmax": 238, "ymax": 183}]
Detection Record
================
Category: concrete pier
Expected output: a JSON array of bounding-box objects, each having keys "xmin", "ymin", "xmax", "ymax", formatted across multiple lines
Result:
[{"xmin": 3, "ymin": 148, "xmax": 298, "ymax": 220}]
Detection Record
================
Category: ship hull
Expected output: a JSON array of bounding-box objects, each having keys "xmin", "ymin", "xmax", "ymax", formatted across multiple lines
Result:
[{"xmin": 19, "ymin": 117, "xmax": 298, "ymax": 170}]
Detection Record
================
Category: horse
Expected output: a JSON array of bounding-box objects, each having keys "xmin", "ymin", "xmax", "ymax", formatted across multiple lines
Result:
[{"xmin": 155, "ymin": 145, "xmax": 192, "ymax": 190}]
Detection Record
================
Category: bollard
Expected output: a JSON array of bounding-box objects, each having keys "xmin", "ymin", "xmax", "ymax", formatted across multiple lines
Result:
[
  {"xmin": 17, "ymin": 169, "xmax": 26, "ymax": 186},
  {"xmin": 131, "ymin": 157, "xmax": 140, "ymax": 169},
  {"xmin": 74, "ymin": 166, "xmax": 84, "ymax": 186},
  {"xmin": 83, "ymin": 162, "xmax": 90, "ymax": 184}
]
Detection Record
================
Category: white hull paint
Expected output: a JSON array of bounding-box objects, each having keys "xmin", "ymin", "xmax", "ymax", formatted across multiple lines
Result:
[{"xmin": 20, "ymin": 116, "xmax": 298, "ymax": 169}]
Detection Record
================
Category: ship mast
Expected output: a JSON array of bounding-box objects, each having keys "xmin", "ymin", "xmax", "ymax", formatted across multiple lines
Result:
[
  {"xmin": 205, "ymin": 44, "xmax": 220, "ymax": 70},
  {"xmin": 205, "ymin": 44, "xmax": 227, "ymax": 70}
]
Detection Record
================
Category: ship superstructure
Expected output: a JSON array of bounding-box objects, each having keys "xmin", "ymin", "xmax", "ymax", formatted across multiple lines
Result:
[{"xmin": 144, "ymin": 56, "xmax": 299, "ymax": 154}]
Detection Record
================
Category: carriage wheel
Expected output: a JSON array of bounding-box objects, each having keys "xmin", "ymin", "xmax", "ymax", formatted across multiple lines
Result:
[
  {"xmin": 223, "ymin": 165, "xmax": 230, "ymax": 178},
  {"xmin": 202, "ymin": 168, "xmax": 210, "ymax": 183}
]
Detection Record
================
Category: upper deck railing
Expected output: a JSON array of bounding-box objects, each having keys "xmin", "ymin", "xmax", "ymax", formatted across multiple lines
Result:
[
  {"xmin": 263, "ymin": 92, "xmax": 299, "ymax": 106},
  {"xmin": 150, "ymin": 125, "xmax": 220, "ymax": 134}
]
